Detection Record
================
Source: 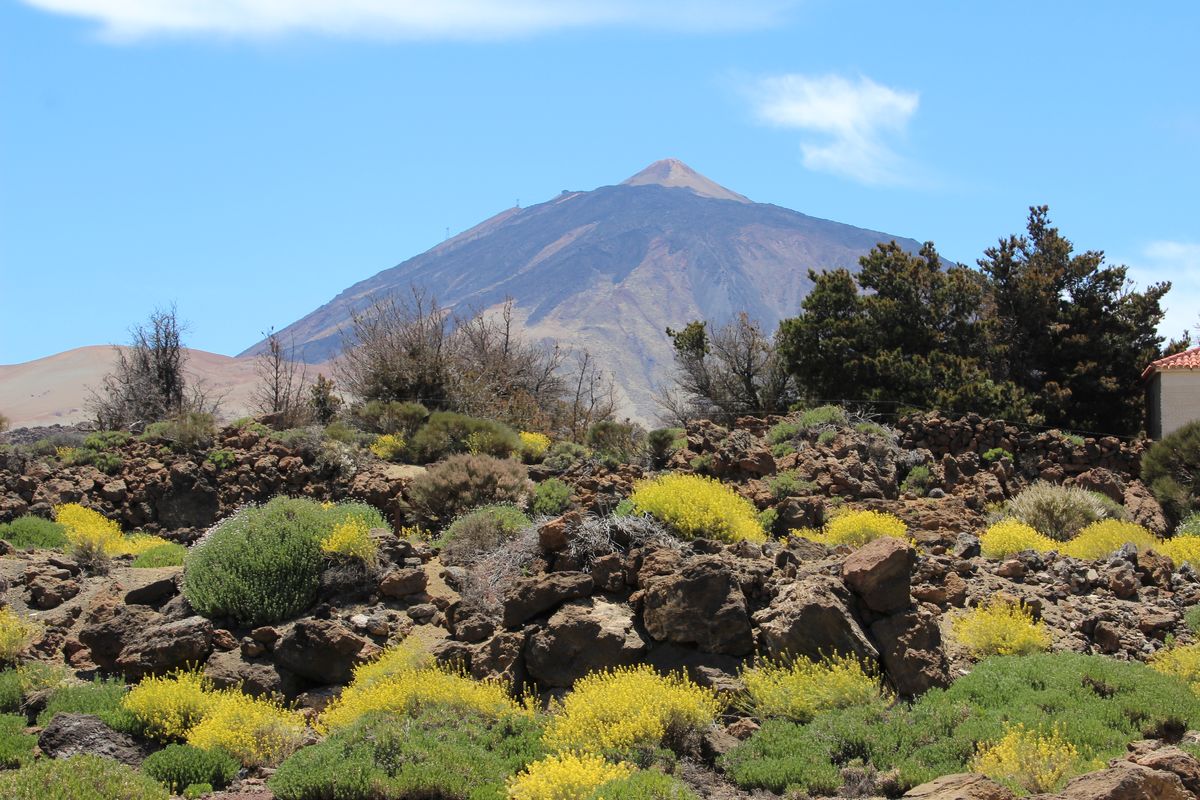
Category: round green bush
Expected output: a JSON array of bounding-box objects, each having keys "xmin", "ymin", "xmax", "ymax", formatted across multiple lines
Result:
[
  {"xmin": 0, "ymin": 754, "xmax": 167, "ymax": 800},
  {"xmin": 1143, "ymin": 420, "xmax": 1200, "ymax": 525},
  {"xmin": 132, "ymin": 543, "xmax": 187, "ymax": 568},
  {"xmin": 409, "ymin": 412, "xmax": 520, "ymax": 462},
  {"xmin": 143, "ymin": 744, "xmax": 239, "ymax": 793},
  {"xmin": 437, "ymin": 505, "xmax": 531, "ymax": 565},
  {"xmin": 407, "ymin": 454, "xmax": 532, "ymax": 525},
  {"xmin": 531, "ymin": 478, "xmax": 572, "ymax": 516},
  {"xmin": 0, "ymin": 515, "xmax": 69, "ymax": 550},
  {"xmin": 183, "ymin": 497, "xmax": 329, "ymax": 627}
]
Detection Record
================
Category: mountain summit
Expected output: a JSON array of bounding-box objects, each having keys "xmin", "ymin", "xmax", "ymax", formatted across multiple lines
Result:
[
  {"xmin": 620, "ymin": 159, "xmax": 750, "ymax": 203},
  {"xmin": 244, "ymin": 160, "xmax": 926, "ymax": 421}
]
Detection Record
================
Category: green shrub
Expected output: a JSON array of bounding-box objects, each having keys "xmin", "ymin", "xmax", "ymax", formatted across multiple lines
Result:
[
  {"xmin": 323, "ymin": 419, "xmax": 364, "ymax": 445},
  {"xmin": 0, "ymin": 515, "xmax": 69, "ymax": 550},
  {"xmin": 184, "ymin": 784, "xmax": 213, "ymax": 799},
  {"xmin": 531, "ymin": 479, "xmax": 572, "ymax": 516},
  {"xmin": 132, "ymin": 543, "xmax": 187, "ymax": 568},
  {"xmin": 142, "ymin": 743, "xmax": 239, "ymax": 793},
  {"xmin": 1060, "ymin": 432, "xmax": 1086, "ymax": 447},
  {"xmin": 799, "ymin": 404, "xmax": 848, "ymax": 429},
  {"xmin": 982, "ymin": 447, "xmax": 1013, "ymax": 463},
  {"xmin": 205, "ymin": 449, "xmax": 237, "ymax": 470},
  {"xmin": 646, "ymin": 428, "xmax": 685, "ymax": 468},
  {"xmin": 1187, "ymin": 605, "xmax": 1200, "ymax": 635},
  {"xmin": 438, "ymin": 505, "xmax": 531, "ymax": 566},
  {"xmin": 0, "ymin": 670, "xmax": 21, "ymax": 713},
  {"xmin": 543, "ymin": 441, "xmax": 588, "ymax": 473},
  {"xmin": 0, "ymin": 754, "xmax": 168, "ymax": 800},
  {"xmin": 817, "ymin": 429, "xmax": 837, "ymax": 446},
  {"xmin": 83, "ymin": 430, "xmax": 131, "ymax": 451},
  {"xmin": 997, "ymin": 481, "xmax": 1125, "ymax": 541},
  {"xmin": 900, "ymin": 464, "xmax": 934, "ymax": 497},
  {"xmin": 0, "ymin": 714, "xmax": 34, "ymax": 768},
  {"xmin": 409, "ymin": 412, "xmax": 520, "ymax": 462},
  {"xmin": 352, "ymin": 400, "xmax": 429, "ymax": 437},
  {"xmin": 586, "ymin": 421, "xmax": 645, "ymax": 467},
  {"xmin": 589, "ymin": 770, "xmax": 699, "ymax": 800},
  {"xmin": 38, "ymin": 676, "xmax": 136, "ymax": 732},
  {"xmin": 323, "ymin": 501, "xmax": 389, "ymax": 531},
  {"xmin": 269, "ymin": 708, "xmax": 545, "ymax": 800},
  {"xmin": 767, "ymin": 470, "xmax": 814, "ymax": 500},
  {"xmin": 724, "ymin": 652, "xmax": 1200, "ymax": 794},
  {"xmin": 1180, "ymin": 513, "xmax": 1200, "ymax": 537},
  {"xmin": 140, "ymin": 412, "xmax": 216, "ymax": 452},
  {"xmin": 407, "ymin": 454, "xmax": 531, "ymax": 525},
  {"xmin": 1143, "ymin": 420, "xmax": 1200, "ymax": 524},
  {"xmin": 183, "ymin": 497, "xmax": 328, "ymax": 627}
]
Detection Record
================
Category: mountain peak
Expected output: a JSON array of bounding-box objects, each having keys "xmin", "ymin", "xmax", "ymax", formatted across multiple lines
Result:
[{"xmin": 621, "ymin": 158, "xmax": 751, "ymax": 203}]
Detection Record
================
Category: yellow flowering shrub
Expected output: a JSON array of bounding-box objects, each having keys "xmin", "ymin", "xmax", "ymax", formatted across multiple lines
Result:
[
  {"xmin": 320, "ymin": 517, "xmax": 378, "ymax": 566},
  {"xmin": 740, "ymin": 654, "xmax": 886, "ymax": 723},
  {"xmin": 506, "ymin": 752, "xmax": 634, "ymax": 800},
  {"xmin": 186, "ymin": 691, "xmax": 306, "ymax": 767},
  {"xmin": 952, "ymin": 599, "xmax": 1050, "ymax": 659},
  {"xmin": 54, "ymin": 504, "xmax": 172, "ymax": 559},
  {"xmin": 1149, "ymin": 642, "xmax": 1200, "ymax": 695},
  {"xmin": 349, "ymin": 640, "xmax": 433, "ymax": 687},
  {"xmin": 1159, "ymin": 535, "xmax": 1200, "ymax": 568},
  {"xmin": 0, "ymin": 607, "xmax": 42, "ymax": 665},
  {"xmin": 369, "ymin": 433, "xmax": 406, "ymax": 462},
  {"xmin": 1062, "ymin": 520, "xmax": 1158, "ymax": 561},
  {"xmin": 318, "ymin": 663, "xmax": 524, "ymax": 733},
  {"xmin": 980, "ymin": 520, "xmax": 1057, "ymax": 559},
  {"xmin": 543, "ymin": 665, "xmax": 722, "ymax": 755},
  {"xmin": 630, "ymin": 474, "xmax": 766, "ymax": 544},
  {"xmin": 795, "ymin": 509, "xmax": 907, "ymax": 548},
  {"xmin": 121, "ymin": 532, "xmax": 175, "ymax": 557},
  {"xmin": 122, "ymin": 670, "xmax": 217, "ymax": 741},
  {"xmin": 969, "ymin": 723, "xmax": 1086, "ymax": 794},
  {"xmin": 519, "ymin": 431, "xmax": 552, "ymax": 462}
]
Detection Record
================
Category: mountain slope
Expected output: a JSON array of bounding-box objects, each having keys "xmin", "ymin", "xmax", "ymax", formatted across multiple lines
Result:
[{"xmin": 244, "ymin": 159, "xmax": 928, "ymax": 421}]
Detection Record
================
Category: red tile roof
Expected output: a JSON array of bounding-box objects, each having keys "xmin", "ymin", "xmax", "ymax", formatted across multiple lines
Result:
[{"xmin": 1142, "ymin": 346, "xmax": 1200, "ymax": 379}]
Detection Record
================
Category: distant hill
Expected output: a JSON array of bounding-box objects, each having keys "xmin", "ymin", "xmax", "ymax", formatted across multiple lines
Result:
[
  {"xmin": 0, "ymin": 346, "xmax": 263, "ymax": 428},
  {"xmin": 245, "ymin": 158, "xmax": 927, "ymax": 422}
]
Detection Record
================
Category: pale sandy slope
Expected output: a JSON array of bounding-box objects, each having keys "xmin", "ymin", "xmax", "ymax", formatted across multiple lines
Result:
[{"xmin": 0, "ymin": 346, "xmax": 271, "ymax": 428}]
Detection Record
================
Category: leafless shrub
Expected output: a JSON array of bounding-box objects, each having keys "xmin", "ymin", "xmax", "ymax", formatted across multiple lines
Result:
[
  {"xmin": 253, "ymin": 328, "xmax": 311, "ymax": 427},
  {"xmin": 458, "ymin": 525, "xmax": 541, "ymax": 616},
  {"xmin": 568, "ymin": 513, "xmax": 683, "ymax": 568}
]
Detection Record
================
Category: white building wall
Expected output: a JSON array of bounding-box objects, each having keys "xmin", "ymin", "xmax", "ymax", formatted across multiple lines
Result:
[{"xmin": 1161, "ymin": 370, "xmax": 1200, "ymax": 437}]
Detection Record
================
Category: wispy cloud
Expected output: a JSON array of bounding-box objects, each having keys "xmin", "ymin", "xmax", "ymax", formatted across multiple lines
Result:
[
  {"xmin": 1127, "ymin": 240, "xmax": 1200, "ymax": 340},
  {"xmin": 748, "ymin": 73, "xmax": 919, "ymax": 185},
  {"xmin": 18, "ymin": 0, "xmax": 794, "ymax": 40}
]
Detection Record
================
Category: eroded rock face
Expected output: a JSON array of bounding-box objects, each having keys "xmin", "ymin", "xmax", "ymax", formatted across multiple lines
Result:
[
  {"xmin": 38, "ymin": 714, "xmax": 153, "ymax": 766},
  {"xmin": 870, "ymin": 608, "xmax": 951, "ymax": 696},
  {"xmin": 78, "ymin": 602, "xmax": 213, "ymax": 680},
  {"xmin": 525, "ymin": 597, "xmax": 649, "ymax": 687},
  {"xmin": 204, "ymin": 648, "xmax": 303, "ymax": 698},
  {"xmin": 902, "ymin": 773, "xmax": 1015, "ymax": 800},
  {"xmin": 1051, "ymin": 762, "xmax": 1191, "ymax": 800},
  {"xmin": 501, "ymin": 572, "xmax": 593, "ymax": 629},
  {"xmin": 752, "ymin": 575, "xmax": 878, "ymax": 662},
  {"xmin": 641, "ymin": 554, "xmax": 754, "ymax": 655}
]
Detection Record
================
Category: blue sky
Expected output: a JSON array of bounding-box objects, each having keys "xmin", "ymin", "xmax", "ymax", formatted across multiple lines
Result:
[{"xmin": 2, "ymin": 0, "xmax": 1197, "ymax": 363}]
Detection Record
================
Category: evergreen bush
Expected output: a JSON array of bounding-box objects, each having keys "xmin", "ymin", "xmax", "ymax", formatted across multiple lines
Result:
[{"xmin": 407, "ymin": 454, "xmax": 531, "ymax": 525}]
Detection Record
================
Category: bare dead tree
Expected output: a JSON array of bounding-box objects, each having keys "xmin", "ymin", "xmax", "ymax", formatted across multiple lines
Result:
[
  {"xmin": 660, "ymin": 312, "xmax": 793, "ymax": 425},
  {"xmin": 253, "ymin": 328, "xmax": 311, "ymax": 426},
  {"xmin": 562, "ymin": 349, "xmax": 618, "ymax": 441},
  {"xmin": 88, "ymin": 306, "xmax": 194, "ymax": 429}
]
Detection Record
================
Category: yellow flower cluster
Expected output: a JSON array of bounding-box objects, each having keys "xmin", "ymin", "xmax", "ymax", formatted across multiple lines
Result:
[
  {"xmin": 185, "ymin": 690, "xmax": 306, "ymax": 767},
  {"xmin": 543, "ymin": 665, "xmax": 722, "ymax": 755},
  {"xmin": 980, "ymin": 519, "xmax": 1056, "ymax": 558},
  {"xmin": 122, "ymin": 670, "xmax": 217, "ymax": 741},
  {"xmin": 369, "ymin": 433, "xmax": 406, "ymax": 461},
  {"xmin": 1159, "ymin": 535, "xmax": 1200, "ymax": 568},
  {"xmin": 792, "ymin": 509, "xmax": 908, "ymax": 548},
  {"xmin": 1149, "ymin": 642, "xmax": 1200, "ymax": 695},
  {"xmin": 348, "ymin": 639, "xmax": 433, "ymax": 687},
  {"xmin": 1062, "ymin": 520, "xmax": 1158, "ymax": 560},
  {"xmin": 952, "ymin": 599, "xmax": 1050, "ymax": 659},
  {"xmin": 0, "ymin": 607, "xmax": 42, "ymax": 665},
  {"xmin": 518, "ymin": 431, "xmax": 552, "ymax": 462},
  {"xmin": 630, "ymin": 474, "xmax": 766, "ymax": 544},
  {"xmin": 53, "ymin": 503, "xmax": 172, "ymax": 558},
  {"xmin": 122, "ymin": 670, "xmax": 305, "ymax": 766},
  {"xmin": 55, "ymin": 446, "xmax": 81, "ymax": 463},
  {"xmin": 506, "ymin": 752, "xmax": 633, "ymax": 800},
  {"xmin": 741, "ymin": 654, "xmax": 885, "ymax": 723},
  {"xmin": 320, "ymin": 517, "xmax": 378, "ymax": 566},
  {"xmin": 969, "ymin": 723, "xmax": 1087, "ymax": 794},
  {"xmin": 318, "ymin": 644, "xmax": 524, "ymax": 733}
]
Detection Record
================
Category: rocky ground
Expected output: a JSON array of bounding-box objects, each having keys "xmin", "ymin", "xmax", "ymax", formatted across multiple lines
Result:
[{"xmin": 1, "ymin": 414, "xmax": 1198, "ymax": 798}]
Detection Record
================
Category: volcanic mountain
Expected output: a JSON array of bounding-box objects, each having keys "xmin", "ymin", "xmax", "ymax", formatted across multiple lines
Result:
[{"xmin": 244, "ymin": 160, "xmax": 927, "ymax": 422}]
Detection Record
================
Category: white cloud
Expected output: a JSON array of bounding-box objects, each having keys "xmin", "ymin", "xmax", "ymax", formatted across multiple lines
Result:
[
  {"xmin": 18, "ymin": 0, "xmax": 794, "ymax": 40},
  {"xmin": 1126, "ymin": 240, "xmax": 1200, "ymax": 341},
  {"xmin": 749, "ymin": 73, "xmax": 919, "ymax": 185}
]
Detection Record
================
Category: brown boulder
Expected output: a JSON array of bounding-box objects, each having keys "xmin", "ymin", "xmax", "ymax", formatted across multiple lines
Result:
[
  {"xmin": 525, "ymin": 597, "xmax": 649, "ymax": 687},
  {"xmin": 752, "ymin": 575, "xmax": 878, "ymax": 662},
  {"xmin": 380, "ymin": 567, "xmax": 428, "ymax": 598},
  {"xmin": 501, "ymin": 572, "xmax": 593, "ymax": 629},
  {"xmin": 1123, "ymin": 481, "xmax": 1169, "ymax": 536},
  {"xmin": 38, "ymin": 714, "xmax": 153, "ymax": 766},
  {"xmin": 902, "ymin": 773, "xmax": 1015, "ymax": 800},
  {"xmin": 842, "ymin": 537, "xmax": 916, "ymax": 614},
  {"xmin": 641, "ymin": 554, "xmax": 754, "ymax": 655},
  {"xmin": 273, "ymin": 618, "xmax": 378, "ymax": 685},
  {"xmin": 870, "ymin": 608, "xmax": 951, "ymax": 696},
  {"xmin": 204, "ymin": 648, "xmax": 303, "ymax": 698},
  {"xmin": 1050, "ymin": 762, "xmax": 1189, "ymax": 800}
]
